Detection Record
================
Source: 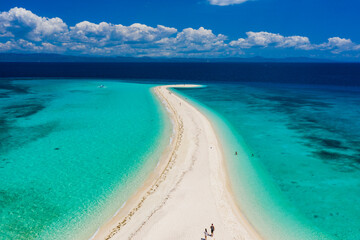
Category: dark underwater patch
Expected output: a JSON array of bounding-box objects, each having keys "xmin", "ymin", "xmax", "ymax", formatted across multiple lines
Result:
[
  {"xmin": 0, "ymin": 93, "xmax": 10, "ymax": 98},
  {"xmin": 312, "ymin": 150, "xmax": 360, "ymax": 171},
  {"xmin": 0, "ymin": 81, "xmax": 30, "ymax": 94},
  {"xmin": 250, "ymin": 94, "xmax": 334, "ymax": 109},
  {"xmin": 314, "ymin": 150, "xmax": 345, "ymax": 160},
  {"xmin": 0, "ymin": 121, "xmax": 58, "ymax": 156},
  {"xmin": 251, "ymin": 90, "xmax": 360, "ymax": 172},
  {"xmin": 306, "ymin": 136, "xmax": 348, "ymax": 150},
  {"xmin": 4, "ymin": 103, "xmax": 45, "ymax": 119},
  {"xmin": 0, "ymin": 81, "xmax": 58, "ymax": 160},
  {"xmin": 302, "ymin": 116, "xmax": 320, "ymax": 124},
  {"xmin": 348, "ymin": 154, "xmax": 360, "ymax": 164}
]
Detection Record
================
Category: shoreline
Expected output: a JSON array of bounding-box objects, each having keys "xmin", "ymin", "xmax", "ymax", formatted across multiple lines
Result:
[{"xmin": 91, "ymin": 84, "xmax": 261, "ymax": 240}]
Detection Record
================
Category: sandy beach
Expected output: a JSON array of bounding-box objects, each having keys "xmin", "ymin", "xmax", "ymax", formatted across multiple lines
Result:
[{"xmin": 91, "ymin": 85, "xmax": 261, "ymax": 240}]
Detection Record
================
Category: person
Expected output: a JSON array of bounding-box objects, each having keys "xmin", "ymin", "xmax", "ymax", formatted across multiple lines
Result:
[
  {"xmin": 235, "ymin": 151, "xmax": 238, "ymax": 155},
  {"xmin": 204, "ymin": 228, "xmax": 208, "ymax": 240},
  {"xmin": 210, "ymin": 224, "xmax": 215, "ymax": 237}
]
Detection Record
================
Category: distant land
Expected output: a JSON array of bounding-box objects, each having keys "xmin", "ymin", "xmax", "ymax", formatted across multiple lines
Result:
[{"xmin": 0, "ymin": 53, "xmax": 338, "ymax": 63}]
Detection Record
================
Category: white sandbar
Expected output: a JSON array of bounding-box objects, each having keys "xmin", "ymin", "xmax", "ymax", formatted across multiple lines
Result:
[{"xmin": 91, "ymin": 85, "xmax": 261, "ymax": 240}]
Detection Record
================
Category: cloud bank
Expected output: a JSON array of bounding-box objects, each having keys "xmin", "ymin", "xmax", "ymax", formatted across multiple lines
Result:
[{"xmin": 0, "ymin": 7, "xmax": 359, "ymax": 57}]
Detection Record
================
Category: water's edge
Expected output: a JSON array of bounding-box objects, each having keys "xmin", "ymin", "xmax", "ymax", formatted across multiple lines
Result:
[{"xmin": 172, "ymin": 86, "xmax": 332, "ymax": 240}]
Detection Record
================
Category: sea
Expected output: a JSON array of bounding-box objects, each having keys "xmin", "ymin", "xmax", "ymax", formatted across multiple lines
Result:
[
  {"xmin": 0, "ymin": 79, "xmax": 171, "ymax": 239},
  {"xmin": 1, "ymin": 62, "xmax": 360, "ymax": 239}
]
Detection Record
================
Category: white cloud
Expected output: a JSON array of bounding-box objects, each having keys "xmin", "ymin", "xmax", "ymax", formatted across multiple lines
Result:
[
  {"xmin": 230, "ymin": 31, "xmax": 312, "ymax": 50},
  {"xmin": 0, "ymin": 7, "xmax": 68, "ymax": 41},
  {"xmin": 229, "ymin": 32, "xmax": 360, "ymax": 54},
  {"xmin": 208, "ymin": 0, "xmax": 249, "ymax": 6},
  {"xmin": 277, "ymin": 36, "xmax": 312, "ymax": 49},
  {"xmin": 41, "ymin": 42, "xmax": 63, "ymax": 52},
  {"xmin": 0, "ymin": 39, "xmax": 41, "ymax": 52},
  {"xmin": 69, "ymin": 21, "xmax": 177, "ymax": 44},
  {"xmin": 316, "ymin": 37, "xmax": 360, "ymax": 53},
  {"xmin": 0, "ymin": 41, "xmax": 16, "ymax": 51},
  {"xmin": 0, "ymin": 7, "xmax": 359, "ymax": 57},
  {"xmin": 327, "ymin": 37, "xmax": 353, "ymax": 48},
  {"xmin": 157, "ymin": 27, "xmax": 227, "ymax": 53}
]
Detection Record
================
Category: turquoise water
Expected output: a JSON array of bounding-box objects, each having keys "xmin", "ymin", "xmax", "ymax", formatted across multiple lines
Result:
[
  {"xmin": 175, "ymin": 83, "xmax": 360, "ymax": 240},
  {"xmin": 0, "ymin": 80, "xmax": 170, "ymax": 239},
  {"xmin": 2, "ymin": 78, "xmax": 359, "ymax": 240}
]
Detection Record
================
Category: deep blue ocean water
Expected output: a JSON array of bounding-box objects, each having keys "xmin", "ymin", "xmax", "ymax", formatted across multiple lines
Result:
[
  {"xmin": 1, "ymin": 62, "xmax": 360, "ymax": 239},
  {"xmin": 1, "ymin": 62, "xmax": 360, "ymax": 87}
]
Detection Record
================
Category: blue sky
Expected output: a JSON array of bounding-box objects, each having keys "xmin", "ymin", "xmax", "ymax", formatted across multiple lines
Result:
[{"xmin": 1, "ymin": 0, "xmax": 360, "ymax": 59}]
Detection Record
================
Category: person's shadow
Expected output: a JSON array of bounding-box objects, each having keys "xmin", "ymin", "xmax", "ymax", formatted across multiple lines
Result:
[{"xmin": 201, "ymin": 236, "xmax": 214, "ymax": 240}]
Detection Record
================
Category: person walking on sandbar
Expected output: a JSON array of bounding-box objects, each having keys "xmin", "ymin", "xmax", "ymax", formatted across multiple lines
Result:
[
  {"xmin": 210, "ymin": 224, "xmax": 215, "ymax": 237},
  {"xmin": 204, "ymin": 228, "xmax": 208, "ymax": 240}
]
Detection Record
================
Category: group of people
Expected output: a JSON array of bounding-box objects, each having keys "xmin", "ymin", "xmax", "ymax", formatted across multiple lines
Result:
[{"xmin": 203, "ymin": 224, "xmax": 215, "ymax": 239}]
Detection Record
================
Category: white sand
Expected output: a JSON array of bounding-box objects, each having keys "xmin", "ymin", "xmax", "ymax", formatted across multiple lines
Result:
[{"xmin": 91, "ymin": 85, "xmax": 261, "ymax": 240}]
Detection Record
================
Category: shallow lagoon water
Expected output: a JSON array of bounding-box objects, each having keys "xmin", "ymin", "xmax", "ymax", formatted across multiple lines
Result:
[
  {"xmin": 2, "ymin": 77, "xmax": 360, "ymax": 240},
  {"xmin": 0, "ymin": 79, "xmax": 170, "ymax": 239},
  {"xmin": 176, "ymin": 83, "xmax": 360, "ymax": 240}
]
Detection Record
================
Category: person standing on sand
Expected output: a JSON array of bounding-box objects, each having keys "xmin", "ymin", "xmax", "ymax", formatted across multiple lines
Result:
[
  {"xmin": 204, "ymin": 228, "xmax": 208, "ymax": 240},
  {"xmin": 210, "ymin": 224, "xmax": 215, "ymax": 236}
]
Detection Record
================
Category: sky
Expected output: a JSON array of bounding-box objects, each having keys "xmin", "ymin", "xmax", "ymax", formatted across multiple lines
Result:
[{"xmin": 0, "ymin": 0, "xmax": 360, "ymax": 60}]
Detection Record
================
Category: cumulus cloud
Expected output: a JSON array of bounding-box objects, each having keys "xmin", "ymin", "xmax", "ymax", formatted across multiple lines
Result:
[
  {"xmin": 0, "ymin": 7, "xmax": 68, "ymax": 41},
  {"xmin": 230, "ymin": 31, "xmax": 312, "ymax": 50},
  {"xmin": 69, "ymin": 21, "xmax": 177, "ymax": 44},
  {"xmin": 157, "ymin": 27, "xmax": 227, "ymax": 52},
  {"xmin": 229, "ymin": 32, "xmax": 360, "ymax": 54},
  {"xmin": 0, "ymin": 39, "xmax": 62, "ymax": 52},
  {"xmin": 278, "ymin": 36, "xmax": 312, "ymax": 49},
  {"xmin": 316, "ymin": 37, "xmax": 360, "ymax": 53},
  {"xmin": 0, "ymin": 7, "xmax": 359, "ymax": 57},
  {"xmin": 208, "ymin": 0, "xmax": 249, "ymax": 6},
  {"xmin": 0, "ymin": 41, "xmax": 16, "ymax": 51}
]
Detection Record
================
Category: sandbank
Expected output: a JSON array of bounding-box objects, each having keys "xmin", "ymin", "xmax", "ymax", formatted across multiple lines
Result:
[{"xmin": 91, "ymin": 84, "xmax": 261, "ymax": 240}]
